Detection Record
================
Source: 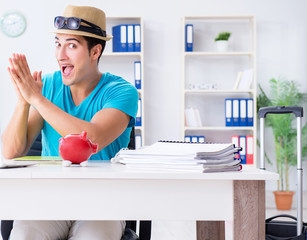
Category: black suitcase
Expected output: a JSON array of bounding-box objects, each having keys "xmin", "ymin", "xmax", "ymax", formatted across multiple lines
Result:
[{"xmin": 259, "ymin": 106, "xmax": 306, "ymax": 239}]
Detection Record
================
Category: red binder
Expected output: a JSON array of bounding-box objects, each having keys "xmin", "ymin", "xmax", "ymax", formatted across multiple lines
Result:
[{"xmin": 246, "ymin": 135, "xmax": 254, "ymax": 164}]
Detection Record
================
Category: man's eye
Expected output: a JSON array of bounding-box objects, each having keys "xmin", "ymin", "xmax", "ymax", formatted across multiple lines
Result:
[
  {"xmin": 55, "ymin": 42, "xmax": 60, "ymax": 47},
  {"xmin": 69, "ymin": 43, "xmax": 76, "ymax": 49}
]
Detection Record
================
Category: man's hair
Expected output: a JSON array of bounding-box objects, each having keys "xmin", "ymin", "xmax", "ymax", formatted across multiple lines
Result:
[{"xmin": 83, "ymin": 36, "xmax": 106, "ymax": 63}]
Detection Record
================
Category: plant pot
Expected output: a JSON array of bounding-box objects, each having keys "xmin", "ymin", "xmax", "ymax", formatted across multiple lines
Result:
[
  {"xmin": 273, "ymin": 191, "xmax": 294, "ymax": 210},
  {"xmin": 215, "ymin": 40, "xmax": 229, "ymax": 52}
]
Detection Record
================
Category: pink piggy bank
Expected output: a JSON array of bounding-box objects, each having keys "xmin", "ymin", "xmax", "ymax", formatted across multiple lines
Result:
[{"xmin": 59, "ymin": 131, "xmax": 98, "ymax": 167}]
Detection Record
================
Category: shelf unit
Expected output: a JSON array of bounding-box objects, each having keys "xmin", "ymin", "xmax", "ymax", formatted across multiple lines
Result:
[
  {"xmin": 182, "ymin": 16, "xmax": 257, "ymax": 166},
  {"xmin": 100, "ymin": 17, "xmax": 145, "ymax": 148}
]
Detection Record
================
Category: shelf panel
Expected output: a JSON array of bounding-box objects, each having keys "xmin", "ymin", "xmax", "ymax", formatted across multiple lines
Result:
[
  {"xmin": 184, "ymin": 126, "xmax": 255, "ymax": 131},
  {"xmin": 184, "ymin": 52, "xmax": 253, "ymax": 57},
  {"xmin": 184, "ymin": 16, "xmax": 255, "ymax": 20},
  {"xmin": 184, "ymin": 89, "xmax": 255, "ymax": 94},
  {"xmin": 103, "ymin": 52, "xmax": 142, "ymax": 57}
]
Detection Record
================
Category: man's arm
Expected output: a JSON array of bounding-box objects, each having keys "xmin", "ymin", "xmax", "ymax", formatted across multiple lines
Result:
[
  {"xmin": 1, "ymin": 105, "xmax": 44, "ymax": 159},
  {"xmin": 31, "ymin": 96, "xmax": 130, "ymax": 151},
  {"xmin": 8, "ymin": 54, "xmax": 131, "ymax": 151},
  {"xmin": 2, "ymin": 56, "xmax": 44, "ymax": 159}
]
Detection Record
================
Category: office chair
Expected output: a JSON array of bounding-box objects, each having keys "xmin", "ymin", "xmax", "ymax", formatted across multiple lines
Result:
[{"xmin": 1, "ymin": 128, "xmax": 151, "ymax": 240}]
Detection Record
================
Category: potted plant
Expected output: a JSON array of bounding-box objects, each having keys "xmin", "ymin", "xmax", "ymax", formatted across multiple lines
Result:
[
  {"xmin": 257, "ymin": 77, "xmax": 307, "ymax": 210},
  {"xmin": 214, "ymin": 32, "xmax": 231, "ymax": 52}
]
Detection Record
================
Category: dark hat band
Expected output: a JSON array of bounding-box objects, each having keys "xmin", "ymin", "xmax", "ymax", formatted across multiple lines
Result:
[{"xmin": 59, "ymin": 24, "xmax": 106, "ymax": 38}]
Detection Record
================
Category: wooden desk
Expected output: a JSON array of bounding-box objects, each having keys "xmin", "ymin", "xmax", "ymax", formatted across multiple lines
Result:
[{"xmin": 0, "ymin": 162, "xmax": 278, "ymax": 240}]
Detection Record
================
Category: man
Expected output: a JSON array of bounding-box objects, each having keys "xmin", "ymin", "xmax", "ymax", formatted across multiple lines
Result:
[{"xmin": 2, "ymin": 5, "xmax": 138, "ymax": 240}]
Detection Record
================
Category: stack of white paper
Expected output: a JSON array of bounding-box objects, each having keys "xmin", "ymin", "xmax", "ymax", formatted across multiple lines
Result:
[{"xmin": 111, "ymin": 141, "xmax": 242, "ymax": 172}]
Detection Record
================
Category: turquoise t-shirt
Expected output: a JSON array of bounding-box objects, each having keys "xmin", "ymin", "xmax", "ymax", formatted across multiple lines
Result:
[{"xmin": 41, "ymin": 71, "xmax": 138, "ymax": 160}]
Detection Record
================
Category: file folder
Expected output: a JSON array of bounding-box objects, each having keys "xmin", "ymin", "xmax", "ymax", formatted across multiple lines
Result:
[
  {"xmin": 231, "ymin": 135, "xmax": 240, "ymax": 159},
  {"xmin": 185, "ymin": 24, "xmax": 193, "ymax": 52},
  {"xmin": 191, "ymin": 136, "xmax": 198, "ymax": 143},
  {"xmin": 225, "ymin": 99, "xmax": 233, "ymax": 127},
  {"xmin": 127, "ymin": 24, "xmax": 134, "ymax": 52},
  {"xmin": 239, "ymin": 99, "xmax": 247, "ymax": 126},
  {"xmin": 134, "ymin": 24, "xmax": 141, "ymax": 52},
  {"xmin": 112, "ymin": 25, "xmax": 127, "ymax": 52},
  {"xmin": 198, "ymin": 136, "xmax": 205, "ymax": 143},
  {"xmin": 239, "ymin": 136, "xmax": 246, "ymax": 164},
  {"xmin": 246, "ymin": 135, "xmax": 254, "ymax": 164},
  {"xmin": 135, "ymin": 98, "xmax": 142, "ymax": 126},
  {"xmin": 232, "ymin": 99, "xmax": 240, "ymax": 126},
  {"xmin": 247, "ymin": 98, "xmax": 254, "ymax": 126},
  {"xmin": 184, "ymin": 136, "xmax": 191, "ymax": 142},
  {"xmin": 134, "ymin": 61, "xmax": 141, "ymax": 89}
]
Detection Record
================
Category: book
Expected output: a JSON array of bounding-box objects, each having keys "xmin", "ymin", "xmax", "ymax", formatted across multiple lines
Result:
[
  {"xmin": 127, "ymin": 24, "xmax": 134, "ymax": 52},
  {"xmin": 13, "ymin": 156, "xmax": 62, "ymax": 165},
  {"xmin": 246, "ymin": 135, "xmax": 254, "ymax": 164},
  {"xmin": 112, "ymin": 25, "xmax": 127, "ymax": 52},
  {"xmin": 225, "ymin": 99, "xmax": 233, "ymax": 127},
  {"xmin": 185, "ymin": 24, "xmax": 193, "ymax": 52},
  {"xmin": 133, "ymin": 24, "xmax": 141, "ymax": 52},
  {"xmin": 195, "ymin": 147, "xmax": 241, "ymax": 159},
  {"xmin": 237, "ymin": 69, "xmax": 253, "ymax": 90},
  {"xmin": 185, "ymin": 107, "xmax": 202, "ymax": 127},
  {"xmin": 233, "ymin": 71, "xmax": 242, "ymax": 90},
  {"xmin": 135, "ymin": 98, "xmax": 142, "ymax": 126},
  {"xmin": 134, "ymin": 61, "xmax": 141, "ymax": 89}
]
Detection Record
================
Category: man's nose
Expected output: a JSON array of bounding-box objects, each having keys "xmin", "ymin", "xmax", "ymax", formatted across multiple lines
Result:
[{"xmin": 56, "ymin": 47, "xmax": 68, "ymax": 60}]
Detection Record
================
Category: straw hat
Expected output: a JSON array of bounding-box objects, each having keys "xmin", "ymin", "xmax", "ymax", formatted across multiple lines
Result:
[{"xmin": 53, "ymin": 5, "xmax": 112, "ymax": 41}]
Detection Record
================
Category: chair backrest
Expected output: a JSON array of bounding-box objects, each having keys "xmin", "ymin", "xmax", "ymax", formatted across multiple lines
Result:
[
  {"xmin": 128, "ymin": 127, "xmax": 136, "ymax": 150},
  {"xmin": 26, "ymin": 133, "xmax": 42, "ymax": 156}
]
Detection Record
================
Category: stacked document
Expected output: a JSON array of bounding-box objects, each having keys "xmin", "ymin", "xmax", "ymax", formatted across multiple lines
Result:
[{"xmin": 111, "ymin": 141, "xmax": 242, "ymax": 172}]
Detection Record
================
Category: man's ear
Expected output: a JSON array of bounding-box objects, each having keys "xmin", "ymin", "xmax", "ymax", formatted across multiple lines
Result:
[{"xmin": 91, "ymin": 44, "xmax": 102, "ymax": 61}]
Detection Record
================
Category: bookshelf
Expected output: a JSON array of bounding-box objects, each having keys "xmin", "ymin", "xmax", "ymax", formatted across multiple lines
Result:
[
  {"xmin": 101, "ymin": 17, "xmax": 145, "ymax": 148},
  {"xmin": 182, "ymin": 16, "xmax": 257, "ymax": 167}
]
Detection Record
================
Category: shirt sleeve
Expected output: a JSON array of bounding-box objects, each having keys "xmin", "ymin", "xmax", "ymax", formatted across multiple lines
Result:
[{"xmin": 103, "ymin": 81, "xmax": 139, "ymax": 127}]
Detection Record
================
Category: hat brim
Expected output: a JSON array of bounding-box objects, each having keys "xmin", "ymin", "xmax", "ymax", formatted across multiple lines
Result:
[{"xmin": 52, "ymin": 29, "xmax": 113, "ymax": 41}]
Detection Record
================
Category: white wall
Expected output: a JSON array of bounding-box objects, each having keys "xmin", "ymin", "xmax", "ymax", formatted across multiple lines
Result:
[{"xmin": 1, "ymin": 0, "xmax": 307, "ymax": 191}]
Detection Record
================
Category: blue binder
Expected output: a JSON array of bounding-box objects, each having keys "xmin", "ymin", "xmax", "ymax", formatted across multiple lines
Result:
[
  {"xmin": 127, "ymin": 24, "xmax": 134, "ymax": 52},
  {"xmin": 239, "ymin": 99, "xmax": 247, "ymax": 126},
  {"xmin": 185, "ymin": 24, "xmax": 193, "ymax": 52},
  {"xmin": 191, "ymin": 136, "xmax": 198, "ymax": 143},
  {"xmin": 112, "ymin": 25, "xmax": 127, "ymax": 52},
  {"xmin": 134, "ymin": 61, "xmax": 141, "ymax": 89},
  {"xmin": 134, "ymin": 24, "xmax": 141, "ymax": 52},
  {"xmin": 247, "ymin": 98, "xmax": 254, "ymax": 126},
  {"xmin": 184, "ymin": 136, "xmax": 192, "ymax": 142},
  {"xmin": 135, "ymin": 98, "xmax": 142, "ymax": 126},
  {"xmin": 198, "ymin": 136, "xmax": 205, "ymax": 143},
  {"xmin": 225, "ymin": 99, "xmax": 233, "ymax": 127},
  {"xmin": 239, "ymin": 135, "xmax": 246, "ymax": 164},
  {"xmin": 232, "ymin": 99, "xmax": 240, "ymax": 126}
]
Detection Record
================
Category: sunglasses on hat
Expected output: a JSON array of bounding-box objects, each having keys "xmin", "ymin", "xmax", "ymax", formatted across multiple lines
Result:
[{"xmin": 54, "ymin": 16, "xmax": 106, "ymax": 37}]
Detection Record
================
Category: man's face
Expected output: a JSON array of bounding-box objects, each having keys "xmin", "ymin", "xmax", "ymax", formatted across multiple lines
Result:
[{"xmin": 55, "ymin": 33, "xmax": 92, "ymax": 86}]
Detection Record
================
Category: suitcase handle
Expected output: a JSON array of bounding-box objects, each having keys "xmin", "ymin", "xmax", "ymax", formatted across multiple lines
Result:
[
  {"xmin": 258, "ymin": 106, "xmax": 303, "ymax": 118},
  {"xmin": 259, "ymin": 105, "xmax": 304, "ymax": 236},
  {"xmin": 266, "ymin": 214, "xmax": 298, "ymax": 223}
]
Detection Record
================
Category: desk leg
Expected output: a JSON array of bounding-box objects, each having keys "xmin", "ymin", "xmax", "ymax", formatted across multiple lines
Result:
[
  {"xmin": 233, "ymin": 180, "xmax": 265, "ymax": 240},
  {"xmin": 196, "ymin": 221, "xmax": 225, "ymax": 240}
]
